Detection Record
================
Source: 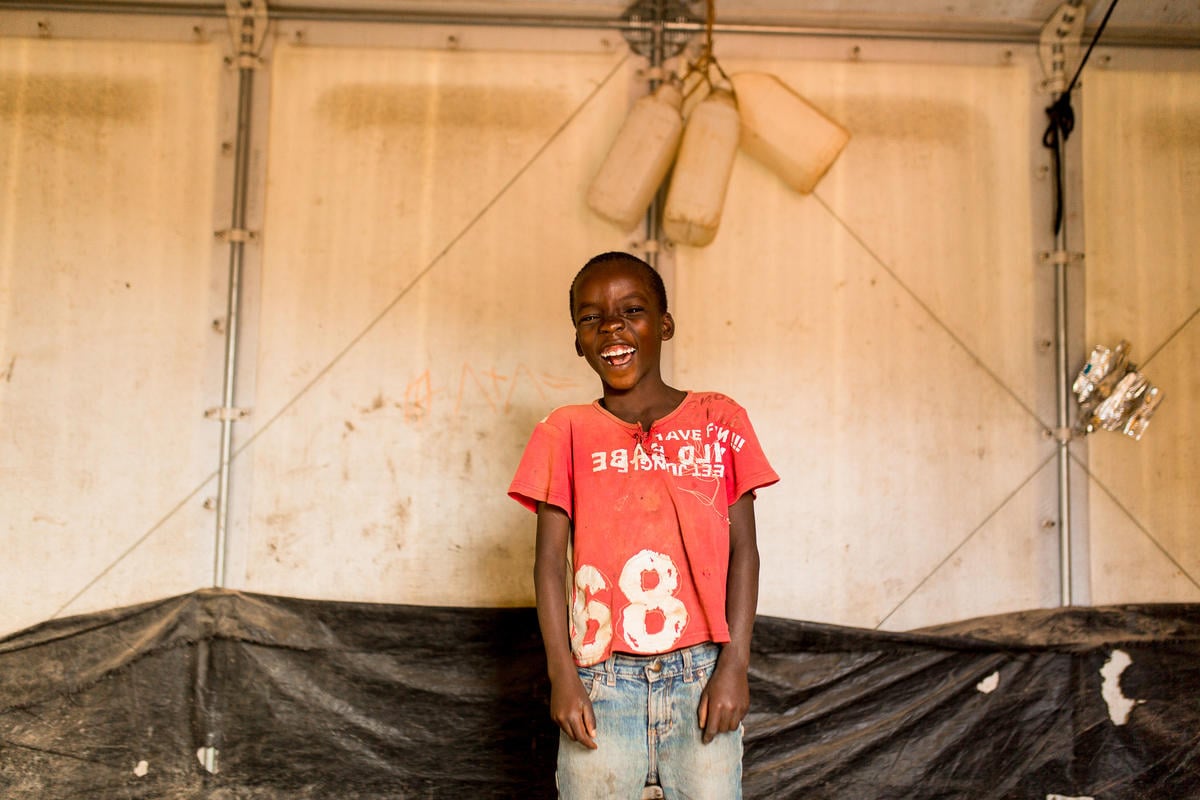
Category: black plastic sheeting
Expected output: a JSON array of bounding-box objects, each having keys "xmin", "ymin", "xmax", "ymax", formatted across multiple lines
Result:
[{"xmin": 1, "ymin": 591, "xmax": 1197, "ymax": 799}]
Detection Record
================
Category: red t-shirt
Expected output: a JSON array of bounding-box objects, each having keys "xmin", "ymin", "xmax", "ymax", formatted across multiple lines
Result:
[{"xmin": 509, "ymin": 392, "xmax": 778, "ymax": 666}]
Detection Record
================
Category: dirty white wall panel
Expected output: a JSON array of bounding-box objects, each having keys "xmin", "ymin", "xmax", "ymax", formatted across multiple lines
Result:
[
  {"xmin": 0, "ymin": 38, "xmax": 225, "ymax": 634},
  {"xmin": 674, "ymin": 55, "xmax": 1059, "ymax": 630},
  {"xmin": 230, "ymin": 44, "xmax": 634, "ymax": 605},
  {"xmin": 3, "ymin": 17, "xmax": 1196, "ymax": 640},
  {"xmin": 1082, "ymin": 68, "xmax": 1200, "ymax": 604}
]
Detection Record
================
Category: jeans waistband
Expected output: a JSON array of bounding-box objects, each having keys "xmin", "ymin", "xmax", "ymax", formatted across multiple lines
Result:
[{"xmin": 587, "ymin": 641, "xmax": 719, "ymax": 682}]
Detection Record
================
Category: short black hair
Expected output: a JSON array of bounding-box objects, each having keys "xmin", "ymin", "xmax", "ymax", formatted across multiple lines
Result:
[{"xmin": 568, "ymin": 251, "xmax": 668, "ymax": 324}]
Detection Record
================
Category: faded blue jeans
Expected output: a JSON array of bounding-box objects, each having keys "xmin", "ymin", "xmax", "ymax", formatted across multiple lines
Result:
[{"xmin": 557, "ymin": 642, "xmax": 743, "ymax": 800}]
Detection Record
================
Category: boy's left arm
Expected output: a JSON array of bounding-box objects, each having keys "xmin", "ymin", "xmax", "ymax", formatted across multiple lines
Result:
[{"xmin": 698, "ymin": 492, "xmax": 760, "ymax": 744}]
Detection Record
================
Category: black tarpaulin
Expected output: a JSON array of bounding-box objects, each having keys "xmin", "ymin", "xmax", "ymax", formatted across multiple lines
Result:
[{"xmin": 1, "ymin": 590, "xmax": 1197, "ymax": 798}]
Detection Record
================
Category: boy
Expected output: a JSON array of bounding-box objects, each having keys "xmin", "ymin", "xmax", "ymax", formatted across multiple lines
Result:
[{"xmin": 509, "ymin": 252, "xmax": 778, "ymax": 799}]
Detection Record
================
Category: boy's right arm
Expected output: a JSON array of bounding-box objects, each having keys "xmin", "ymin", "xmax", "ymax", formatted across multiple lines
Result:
[{"xmin": 534, "ymin": 502, "xmax": 598, "ymax": 749}]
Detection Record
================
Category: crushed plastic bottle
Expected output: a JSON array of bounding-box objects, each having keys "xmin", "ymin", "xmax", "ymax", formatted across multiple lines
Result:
[
  {"xmin": 1072, "ymin": 340, "xmax": 1128, "ymax": 406},
  {"xmin": 1123, "ymin": 385, "xmax": 1163, "ymax": 440}
]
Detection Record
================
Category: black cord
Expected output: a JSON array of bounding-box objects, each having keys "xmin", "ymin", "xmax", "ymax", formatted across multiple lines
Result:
[{"xmin": 1042, "ymin": 0, "xmax": 1120, "ymax": 236}]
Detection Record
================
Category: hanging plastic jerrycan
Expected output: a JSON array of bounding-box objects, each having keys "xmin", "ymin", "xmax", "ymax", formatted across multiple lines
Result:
[
  {"xmin": 731, "ymin": 72, "xmax": 849, "ymax": 194},
  {"xmin": 662, "ymin": 89, "xmax": 740, "ymax": 247},
  {"xmin": 586, "ymin": 82, "xmax": 684, "ymax": 231}
]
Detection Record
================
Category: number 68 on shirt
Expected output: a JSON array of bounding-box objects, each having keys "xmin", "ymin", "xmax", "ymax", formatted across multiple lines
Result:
[{"xmin": 569, "ymin": 549, "xmax": 689, "ymax": 664}]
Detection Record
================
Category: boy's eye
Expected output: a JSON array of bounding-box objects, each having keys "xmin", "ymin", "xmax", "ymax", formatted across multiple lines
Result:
[
  {"xmin": 577, "ymin": 313, "xmax": 600, "ymax": 324},
  {"xmin": 624, "ymin": 306, "xmax": 644, "ymax": 315}
]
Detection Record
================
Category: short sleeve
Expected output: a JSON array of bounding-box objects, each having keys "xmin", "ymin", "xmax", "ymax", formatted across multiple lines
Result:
[
  {"xmin": 722, "ymin": 403, "xmax": 779, "ymax": 506},
  {"xmin": 507, "ymin": 413, "xmax": 575, "ymax": 518}
]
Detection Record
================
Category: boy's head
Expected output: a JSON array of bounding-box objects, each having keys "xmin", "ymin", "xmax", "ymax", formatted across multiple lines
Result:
[
  {"xmin": 569, "ymin": 252, "xmax": 674, "ymax": 393},
  {"xmin": 569, "ymin": 252, "xmax": 668, "ymax": 323}
]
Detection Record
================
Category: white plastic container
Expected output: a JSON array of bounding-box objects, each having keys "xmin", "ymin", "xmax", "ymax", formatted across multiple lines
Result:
[
  {"xmin": 662, "ymin": 89, "xmax": 740, "ymax": 247},
  {"xmin": 586, "ymin": 83, "xmax": 684, "ymax": 231},
  {"xmin": 731, "ymin": 72, "xmax": 850, "ymax": 194}
]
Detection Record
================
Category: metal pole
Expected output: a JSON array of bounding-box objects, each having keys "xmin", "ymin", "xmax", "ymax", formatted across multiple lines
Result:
[
  {"xmin": 1051, "ymin": 0, "xmax": 1088, "ymax": 608},
  {"xmin": 10, "ymin": 2, "xmax": 1199, "ymax": 48},
  {"xmin": 644, "ymin": 1, "xmax": 666, "ymax": 270},
  {"xmin": 1055, "ymin": 229, "xmax": 1072, "ymax": 607},
  {"xmin": 213, "ymin": 12, "xmax": 257, "ymax": 589}
]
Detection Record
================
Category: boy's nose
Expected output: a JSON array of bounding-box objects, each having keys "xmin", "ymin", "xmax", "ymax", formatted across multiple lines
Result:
[{"xmin": 599, "ymin": 315, "xmax": 625, "ymax": 332}]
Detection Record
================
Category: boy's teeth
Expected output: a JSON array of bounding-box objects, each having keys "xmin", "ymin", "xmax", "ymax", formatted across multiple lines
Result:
[{"xmin": 601, "ymin": 346, "xmax": 635, "ymax": 363}]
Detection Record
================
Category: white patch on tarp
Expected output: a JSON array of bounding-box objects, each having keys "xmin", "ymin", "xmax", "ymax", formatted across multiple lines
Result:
[
  {"xmin": 1099, "ymin": 649, "xmax": 1144, "ymax": 726},
  {"xmin": 196, "ymin": 746, "xmax": 219, "ymax": 774},
  {"xmin": 133, "ymin": 760, "xmax": 149, "ymax": 777},
  {"xmin": 1046, "ymin": 794, "xmax": 1094, "ymax": 800},
  {"xmin": 976, "ymin": 671, "xmax": 1000, "ymax": 694}
]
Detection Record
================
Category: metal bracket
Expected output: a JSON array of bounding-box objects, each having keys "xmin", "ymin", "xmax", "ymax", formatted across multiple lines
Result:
[
  {"xmin": 1047, "ymin": 426, "xmax": 1075, "ymax": 444},
  {"xmin": 226, "ymin": 0, "xmax": 268, "ymax": 65},
  {"xmin": 205, "ymin": 406, "xmax": 251, "ymax": 422},
  {"xmin": 1039, "ymin": 2, "xmax": 1087, "ymax": 95},
  {"xmin": 620, "ymin": 0, "xmax": 700, "ymax": 60},
  {"xmin": 215, "ymin": 228, "xmax": 257, "ymax": 243},
  {"xmin": 1039, "ymin": 250, "xmax": 1084, "ymax": 266},
  {"xmin": 628, "ymin": 238, "xmax": 662, "ymax": 254}
]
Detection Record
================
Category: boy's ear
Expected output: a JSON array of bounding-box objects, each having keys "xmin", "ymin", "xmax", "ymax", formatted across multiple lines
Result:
[
  {"xmin": 661, "ymin": 312, "xmax": 675, "ymax": 341},
  {"xmin": 575, "ymin": 335, "xmax": 584, "ymax": 357}
]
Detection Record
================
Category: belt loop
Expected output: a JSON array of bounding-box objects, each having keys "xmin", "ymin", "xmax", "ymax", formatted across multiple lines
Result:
[
  {"xmin": 682, "ymin": 644, "xmax": 694, "ymax": 679},
  {"xmin": 605, "ymin": 655, "xmax": 616, "ymax": 686}
]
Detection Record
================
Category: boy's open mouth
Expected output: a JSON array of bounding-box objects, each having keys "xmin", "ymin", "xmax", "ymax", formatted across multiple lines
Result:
[{"xmin": 601, "ymin": 345, "xmax": 636, "ymax": 367}]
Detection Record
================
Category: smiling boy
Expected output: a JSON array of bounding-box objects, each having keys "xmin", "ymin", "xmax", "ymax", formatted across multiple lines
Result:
[{"xmin": 509, "ymin": 251, "xmax": 778, "ymax": 799}]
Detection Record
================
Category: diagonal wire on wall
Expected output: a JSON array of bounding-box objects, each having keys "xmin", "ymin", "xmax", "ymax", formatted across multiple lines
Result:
[
  {"xmin": 1141, "ymin": 307, "xmax": 1199, "ymax": 367},
  {"xmin": 51, "ymin": 50, "xmax": 632, "ymax": 621},
  {"xmin": 810, "ymin": 190, "xmax": 1058, "ymax": 628},
  {"xmin": 1073, "ymin": 452, "xmax": 1200, "ymax": 594},
  {"xmin": 812, "ymin": 192, "xmax": 1054, "ymax": 436},
  {"xmin": 875, "ymin": 452, "xmax": 1058, "ymax": 629}
]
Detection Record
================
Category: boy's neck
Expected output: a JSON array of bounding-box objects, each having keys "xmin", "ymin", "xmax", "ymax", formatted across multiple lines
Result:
[{"xmin": 601, "ymin": 382, "xmax": 687, "ymax": 431}]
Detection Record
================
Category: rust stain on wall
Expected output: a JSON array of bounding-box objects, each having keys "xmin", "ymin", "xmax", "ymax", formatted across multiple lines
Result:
[
  {"xmin": 316, "ymin": 82, "xmax": 568, "ymax": 132},
  {"xmin": 1140, "ymin": 108, "xmax": 1200, "ymax": 150},
  {"xmin": 393, "ymin": 497, "xmax": 412, "ymax": 526},
  {"xmin": 819, "ymin": 96, "xmax": 981, "ymax": 149},
  {"xmin": 0, "ymin": 72, "xmax": 155, "ymax": 154},
  {"xmin": 0, "ymin": 73, "xmax": 152, "ymax": 123},
  {"xmin": 265, "ymin": 526, "xmax": 303, "ymax": 567}
]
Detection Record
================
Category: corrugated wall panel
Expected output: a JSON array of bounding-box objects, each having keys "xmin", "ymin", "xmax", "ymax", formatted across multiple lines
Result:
[
  {"xmin": 0, "ymin": 37, "xmax": 225, "ymax": 633},
  {"xmin": 1082, "ymin": 68, "xmax": 1200, "ymax": 604}
]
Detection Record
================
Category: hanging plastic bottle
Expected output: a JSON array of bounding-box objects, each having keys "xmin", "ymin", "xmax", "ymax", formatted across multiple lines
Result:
[
  {"xmin": 586, "ymin": 82, "xmax": 684, "ymax": 232},
  {"xmin": 731, "ymin": 72, "xmax": 850, "ymax": 194},
  {"xmin": 662, "ymin": 88, "xmax": 740, "ymax": 247}
]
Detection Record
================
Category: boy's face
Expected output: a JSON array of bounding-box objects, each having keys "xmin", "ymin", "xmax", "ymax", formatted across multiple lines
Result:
[{"xmin": 571, "ymin": 260, "xmax": 674, "ymax": 394}]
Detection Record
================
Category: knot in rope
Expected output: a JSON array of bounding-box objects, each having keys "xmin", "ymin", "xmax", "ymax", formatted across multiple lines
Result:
[{"xmin": 1042, "ymin": 93, "xmax": 1076, "ymax": 150}]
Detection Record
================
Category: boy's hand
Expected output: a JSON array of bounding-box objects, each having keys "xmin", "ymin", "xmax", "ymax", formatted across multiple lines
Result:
[
  {"xmin": 550, "ymin": 673, "xmax": 598, "ymax": 749},
  {"xmin": 697, "ymin": 652, "xmax": 749, "ymax": 744}
]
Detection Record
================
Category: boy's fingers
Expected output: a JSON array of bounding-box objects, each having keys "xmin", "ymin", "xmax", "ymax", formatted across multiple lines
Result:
[
  {"xmin": 699, "ymin": 693, "xmax": 716, "ymax": 743},
  {"xmin": 573, "ymin": 717, "xmax": 598, "ymax": 749},
  {"xmin": 564, "ymin": 702, "xmax": 597, "ymax": 750},
  {"xmin": 702, "ymin": 702, "xmax": 740, "ymax": 744},
  {"xmin": 584, "ymin": 701, "xmax": 598, "ymax": 739}
]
